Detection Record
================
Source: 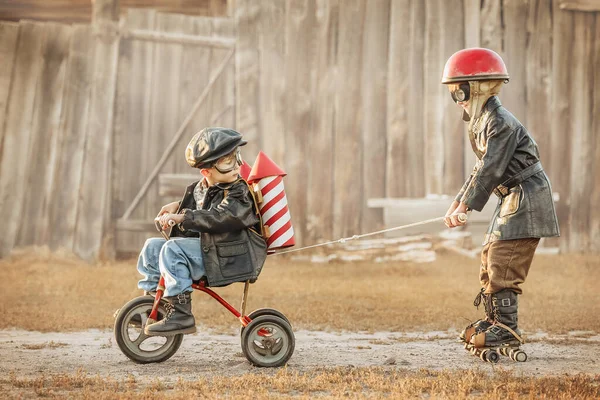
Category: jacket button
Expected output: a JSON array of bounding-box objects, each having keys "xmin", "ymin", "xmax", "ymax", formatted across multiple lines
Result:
[{"xmin": 203, "ymin": 246, "xmax": 209, "ymax": 253}]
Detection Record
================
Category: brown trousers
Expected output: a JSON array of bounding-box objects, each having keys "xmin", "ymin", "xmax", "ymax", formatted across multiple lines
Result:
[{"xmin": 480, "ymin": 238, "xmax": 540, "ymax": 295}]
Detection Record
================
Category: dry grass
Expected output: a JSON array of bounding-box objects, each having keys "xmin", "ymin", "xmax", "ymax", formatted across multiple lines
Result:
[
  {"xmin": 1, "ymin": 248, "xmax": 599, "ymax": 333},
  {"xmin": 21, "ymin": 341, "xmax": 68, "ymax": 350},
  {"xmin": 2, "ymin": 368, "xmax": 599, "ymax": 399}
]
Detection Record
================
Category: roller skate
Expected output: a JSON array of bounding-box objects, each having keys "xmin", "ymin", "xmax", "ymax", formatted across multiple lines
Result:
[
  {"xmin": 461, "ymin": 289, "xmax": 492, "ymax": 351},
  {"xmin": 468, "ymin": 289, "xmax": 527, "ymax": 363}
]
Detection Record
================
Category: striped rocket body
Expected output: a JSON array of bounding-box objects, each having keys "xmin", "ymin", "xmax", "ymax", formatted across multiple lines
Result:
[{"xmin": 256, "ymin": 175, "xmax": 295, "ymax": 249}]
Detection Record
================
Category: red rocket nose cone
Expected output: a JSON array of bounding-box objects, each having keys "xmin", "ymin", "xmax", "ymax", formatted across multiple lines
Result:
[
  {"xmin": 239, "ymin": 160, "xmax": 252, "ymax": 180},
  {"xmin": 247, "ymin": 151, "xmax": 287, "ymax": 183}
]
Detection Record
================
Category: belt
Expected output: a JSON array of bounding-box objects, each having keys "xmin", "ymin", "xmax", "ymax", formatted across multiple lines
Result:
[{"xmin": 495, "ymin": 161, "xmax": 543, "ymax": 197}]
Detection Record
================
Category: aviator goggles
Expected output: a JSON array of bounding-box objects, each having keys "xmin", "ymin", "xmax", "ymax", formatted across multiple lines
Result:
[
  {"xmin": 450, "ymin": 83, "xmax": 471, "ymax": 103},
  {"xmin": 212, "ymin": 148, "xmax": 243, "ymax": 174}
]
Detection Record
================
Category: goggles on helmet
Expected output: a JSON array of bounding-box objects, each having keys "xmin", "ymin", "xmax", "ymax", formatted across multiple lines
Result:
[
  {"xmin": 212, "ymin": 148, "xmax": 242, "ymax": 174},
  {"xmin": 450, "ymin": 83, "xmax": 470, "ymax": 103}
]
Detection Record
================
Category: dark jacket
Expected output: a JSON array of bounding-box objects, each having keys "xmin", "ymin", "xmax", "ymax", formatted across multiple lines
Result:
[
  {"xmin": 456, "ymin": 96, "xmax": 560, "ymax": 245},
  {"xmin": 170, "ymin": 178, "xmax": 267, "ymax": 287}
]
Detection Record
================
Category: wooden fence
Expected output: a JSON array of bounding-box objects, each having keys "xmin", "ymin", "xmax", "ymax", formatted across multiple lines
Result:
[{"xmin": 0, "ymin": 0, "xmax": 598, "ymax": 262}]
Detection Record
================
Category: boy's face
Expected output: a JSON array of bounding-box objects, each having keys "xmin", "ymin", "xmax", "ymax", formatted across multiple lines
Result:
[
  {"xmin": 447, "ymin": 82, "xmax": 470, "ymax": 112},
  {"xmin": 200, "ymin": 148, "xmax": 242, "ymax": 184}
]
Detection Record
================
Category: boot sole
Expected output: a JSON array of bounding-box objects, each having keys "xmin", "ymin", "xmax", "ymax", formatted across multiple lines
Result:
[{"xmin": 144, "ymin": 326, "xmax": 197, "ymax": 337}]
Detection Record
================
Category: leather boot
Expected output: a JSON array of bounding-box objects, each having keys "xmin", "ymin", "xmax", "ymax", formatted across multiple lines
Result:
[
  {"xmin": 460, "ymin": 288, "xmax": 493, "ymax": 343},
  {"xmin": 470, "ymin": 289, "xmax": 522, "ymax": 348},
  {"xmin": 144, "ymin": 292, "xmax": 196, "ymax": 337}
]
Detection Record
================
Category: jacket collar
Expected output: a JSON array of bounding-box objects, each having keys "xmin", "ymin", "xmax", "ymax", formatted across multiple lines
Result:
[{"xmin": 482, "ymin": 96, "xmax": 502, "ymax": 114}]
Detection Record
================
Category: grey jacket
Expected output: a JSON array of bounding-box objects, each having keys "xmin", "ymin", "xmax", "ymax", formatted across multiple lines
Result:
[
  {"xmin": 456, "ymin": 96, "xmax": 560, "ymax": 244},
  {"xmin": 170, "ymin": 178, "xmax": 267, "ymax": 287}
]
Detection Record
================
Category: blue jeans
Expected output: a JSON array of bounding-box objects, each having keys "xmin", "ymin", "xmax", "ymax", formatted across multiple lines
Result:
[{"xmin": 137, "ymin": 237, "xmax": 206, "ymax": 297}]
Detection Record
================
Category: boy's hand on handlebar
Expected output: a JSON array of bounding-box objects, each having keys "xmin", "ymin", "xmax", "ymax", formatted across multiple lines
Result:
[
  {"xmin": 158, "ymin": 212, "xmax": 184, "ymax": 230},
  {"xmin": 157, "ymin": 201, "xmax": 180, "ymax": 218}
]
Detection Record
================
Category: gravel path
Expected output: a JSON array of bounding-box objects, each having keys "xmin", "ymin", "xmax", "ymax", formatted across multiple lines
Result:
[{"xmin": 2, "ymin": 329, "xmax": 599, "ymax": 383}]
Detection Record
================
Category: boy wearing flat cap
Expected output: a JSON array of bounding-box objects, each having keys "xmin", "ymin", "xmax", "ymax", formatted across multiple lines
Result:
[{"xmin": 137, "ymin": 127, "xmax": 267, "ymax": 337}]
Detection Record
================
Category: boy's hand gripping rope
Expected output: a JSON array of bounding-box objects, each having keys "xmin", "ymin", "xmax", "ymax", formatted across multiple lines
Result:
[{"xmin": 271, "ymin": 213, "xmax": 469, "ymax": 256}]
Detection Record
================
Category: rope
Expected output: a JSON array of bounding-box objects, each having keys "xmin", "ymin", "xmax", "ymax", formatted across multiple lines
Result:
[{"xmin": 271, "ymin": 214, "xmax": 465, "ymax": 256}]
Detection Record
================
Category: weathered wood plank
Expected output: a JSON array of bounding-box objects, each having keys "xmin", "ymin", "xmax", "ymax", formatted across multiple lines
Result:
[
  {"xmin": 550, "ymin": 2, "xmax": 574, "ymax": 252},
  {"xmin": 113, "ymin": 9, "xmax": 156, "ymax": 253},
  {"xmin": 0, "ymin": 22, "xmax": 19, "ymax": 155},
  {"xmin": 283, "ymin": 0, "xmax": 317, "ymax": 245},
  {"xmin": 0, "ymin": 0, "xmax": 229, "ymax": 23},
  {"xmin": 462, "ymin": 0, "xmax": 479, "ymax": 182},
  {"xmin": 235, "ymin": 0, "xmax": 261, "ymax": 159},
  {"xmin": 121, "ymin": 28, "xmax": 235, "ymax": 48},
  {"xmin": 423, "ymin": 0, "xmax": 445, "ymax": 195},
  {"xmin": 173, "ymin": 15, "xmax": 213, "ymax": 176},
  {"xmin": 360, "ymin": 0, "xmax": 389, "ymax": 233},
  {"xmin": 48, "ymin": 24, "xmax": 94, "ymax": 252},
  {"xmin": 501, "ymin": 0, "xmax": 529, "ymax": 125},
  {"xmin": 144, "ymin": 12, "xmax": 186, "ymax": 220},
  {"xmin": 333, "ymin": 0, "xmax": 365, "ymax": 238},
  {"xmin": 257, "ymin": 0, "xmax": 286, "ymax": 168},
  {"xmin": 526, "ymin": 0, "xmax": 553, "ymax": 177},
  {"xmin": 16, "ymin": 22, "xmax": 72, "ymax": 247},
  {"xmin": 208, "ymin": 16, "xmax": 236, "ymax": 136},
  {"xmin": 591, "ymin": 12, "xmax": 600, "ymax": 252},
  {"xmin": 559, "ymin": 0, "xmax": 600, "ymax": 11},
  {"xmin": 567, "ymin": 11, "xmax": 595, "ymax": 252},
  {"xmin": 480, "ymin": 0, "xmax": 503, "ymax": 53},
  {"xmin": 306, "ymin": 0, "xmax": 337, "ymax": 243},
  {"xmin": 0, "ymin": 21, "xmax": 45, "ymax": 258},
  {"xmin": 158, "ymin": 173, "xmax": 200, "ymax": 196},
  {"xmin": 441, "ymin": 0, "xmax": 465, "ymax": 195},
  {"xmin": 120, "ymin": 47, "xmax": 235, "ymax": 220},
  {"xmin": 74, "ymin": 0, "xmax": 120, "ymax": 261},
  {"xmin": 386, "ymin": 0, "xmax": 425, "ymax": 198}
]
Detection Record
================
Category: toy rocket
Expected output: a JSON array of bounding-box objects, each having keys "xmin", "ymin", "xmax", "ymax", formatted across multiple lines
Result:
[{"xmin": 247, "ymin": 152, "xmax": 295, "ymax": 250}]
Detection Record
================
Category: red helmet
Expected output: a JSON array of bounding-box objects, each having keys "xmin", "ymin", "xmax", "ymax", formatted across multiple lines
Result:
[{"xmin": 441, "ymin": 48, "xmax": 509, "ymax": 84}]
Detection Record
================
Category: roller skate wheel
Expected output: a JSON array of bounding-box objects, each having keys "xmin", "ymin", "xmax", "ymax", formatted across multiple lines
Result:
[
  {"xmin": 499, "ymin": 347, "xmax": 508, "ymax": 356},
  {"xmin": 512, "ymin": 350, "xmax": 527, "ymax": 362},
  {"xmin": 464, "ymin": 342, "xmax": 470, "ymax": 350},
  {"xmin": 486, "ymin": 349, "xmax": 500, "ymax": 363}
]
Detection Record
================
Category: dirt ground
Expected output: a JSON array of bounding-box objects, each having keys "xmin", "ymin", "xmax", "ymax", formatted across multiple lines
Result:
[
  {"xmin": 1, "ymin": 250, "xmax": 599, "ymax": 398},
  {"xmin": 2, "ymin": 328, "xmax": 600, "ymax": 382}
]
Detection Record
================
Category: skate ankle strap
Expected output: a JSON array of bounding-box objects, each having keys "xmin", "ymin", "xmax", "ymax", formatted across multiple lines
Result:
[{"xmin": 494, "ymin": 322, "xmax": 524, "ymax": 344}]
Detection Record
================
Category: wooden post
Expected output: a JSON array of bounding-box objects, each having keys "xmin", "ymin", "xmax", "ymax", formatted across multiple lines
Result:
[
  {"xmin": 17, "ymin": 23, "xmax": 72, "ymax": 247},
  {"xmin": 360, "ymin": 0, "xmax": 390, "ymax": 233},
  {"xmin": 0, "ymin": 22, "xmax": 19, "ymax": 155},
  {"xmin": 74, "ymin": 0, "xmax": 120, "ymax": 262},
  {"xmin": 567, "ymin": 11, "xmax": 596, "ymax": 252},
  {"xmin": 235, "ymin": 0, "xmax": 261, "ymax": 160},
  {"xmin": 550, "ymin": 1, "xmax": 574, "ymax": 253},
  {"xmin": 590, "ymin": 13, "xmax": 600, "ymax": 252},
  {"xmin": 387, "ymin": 0, "xmax": 425, "ymax": 199},
  {"xmin": 333, "ymin": 0, "xmax": 366, "ymax": 238},
  {"xmin": 502, "ymin": 0, "xmax": 529, "ymax": 125},
  {"xmin": 0, "ymin": 21, "xmax": 45, "ymax": 258},
  {"xmin": 48, "ymin": 25, "xmax": 94, "ymax": 252},
  {"xmin": 284, "ymin": 0, "xmax": 317, "ymax": 246},
  {"xmin": 306, "ymin": 0, "xmax": 338, "ymax": 243},
  {"xmin": 462, "ymin": 0, "xmax": 479, "ymax": 183}
]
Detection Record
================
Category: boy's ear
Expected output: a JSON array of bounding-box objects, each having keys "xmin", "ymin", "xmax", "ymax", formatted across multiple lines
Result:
[{"xmin": 200, "ymin": 168, "xmax": 211, "ymax": 178}]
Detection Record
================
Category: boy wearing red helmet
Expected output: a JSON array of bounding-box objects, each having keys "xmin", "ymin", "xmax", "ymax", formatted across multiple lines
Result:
[
  {"xmin": 441, "ymin": 48, "xmax": 559, "ymax": 350},
  {"xmin": 137, "ymin": 127, "xmax": 267, "ymax": 336}
]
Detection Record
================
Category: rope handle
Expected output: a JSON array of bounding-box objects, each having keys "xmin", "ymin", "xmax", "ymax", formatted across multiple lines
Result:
[{"xmin": 271, "ymin": 212, "xmax": 469, "ymax": 256}]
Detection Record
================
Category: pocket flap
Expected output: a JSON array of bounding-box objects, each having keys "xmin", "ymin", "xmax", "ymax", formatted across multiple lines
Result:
[{"xmin": 216, "ymin": 241, "xmax": 248, "ymax": 257}]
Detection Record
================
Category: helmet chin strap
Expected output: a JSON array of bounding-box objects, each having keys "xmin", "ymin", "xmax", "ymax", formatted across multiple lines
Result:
[{"xmin": 465, "ymin": 80, "xmax": 503, "ymax": 131}]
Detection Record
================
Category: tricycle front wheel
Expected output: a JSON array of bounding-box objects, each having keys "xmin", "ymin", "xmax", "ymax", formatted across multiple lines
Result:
[{"xmin": 114, "ymin": 296, "xmax": 183, "ymax": 364}]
